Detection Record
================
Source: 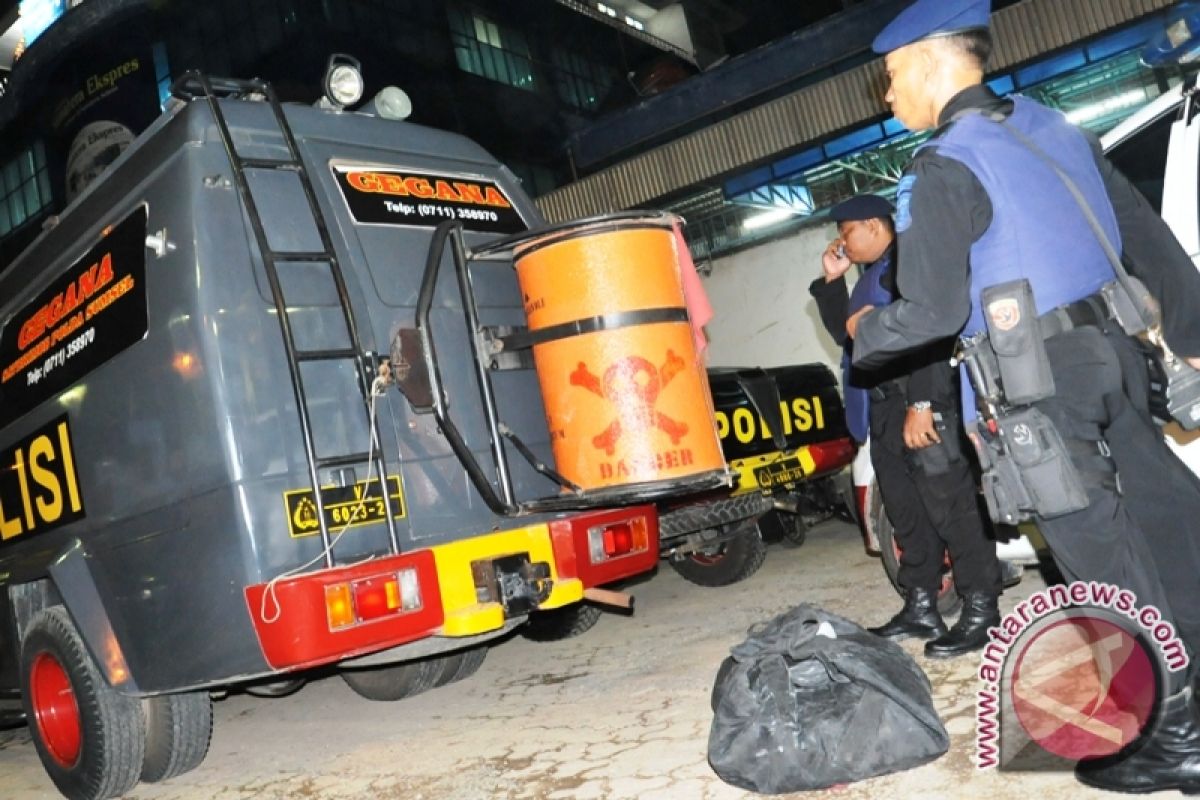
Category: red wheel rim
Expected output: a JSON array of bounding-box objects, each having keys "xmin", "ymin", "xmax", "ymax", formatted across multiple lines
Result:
[
  {"xmin": 30, "ymin": 652, "xmax": 82, "ymax": 768},
  {"xmin": 689, "ymin": 552, "xmax": 725, "ymax": 566}
]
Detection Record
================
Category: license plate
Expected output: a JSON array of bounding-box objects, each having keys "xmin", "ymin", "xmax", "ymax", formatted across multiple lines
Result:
[
  {"xmin": 754, "ymin": 457, "xmax": 807, "ymax": 488},
  {"xmin": 284, "ymin": 475, "xmax": 406, "ymax": 537}
]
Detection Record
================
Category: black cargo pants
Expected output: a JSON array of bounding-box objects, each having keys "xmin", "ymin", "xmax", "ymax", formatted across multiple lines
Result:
[
  {"xmin": 870, "ymin": 388, "xmax": 1002, "ymax": 597},
  {"xmin": 1032, "ymin": 324, "xmax": 1200, "ymax": 691}
]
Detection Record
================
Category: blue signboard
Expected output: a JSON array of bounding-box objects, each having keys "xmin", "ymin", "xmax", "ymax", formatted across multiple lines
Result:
[{"xmin": 1143, "ymin": 3, "xmax": 1200, "ymax": 67}]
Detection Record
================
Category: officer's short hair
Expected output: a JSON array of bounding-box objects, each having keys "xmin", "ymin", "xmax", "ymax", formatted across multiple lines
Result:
[{"xmin": 942, "ymin": 29, "xmax": 993, "ymax": 69}]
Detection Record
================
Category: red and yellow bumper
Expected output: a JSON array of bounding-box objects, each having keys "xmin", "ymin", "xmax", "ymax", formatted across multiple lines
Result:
[{"xmin": 244, "ymin": 505, "xmax": 658, "ymax": 670}]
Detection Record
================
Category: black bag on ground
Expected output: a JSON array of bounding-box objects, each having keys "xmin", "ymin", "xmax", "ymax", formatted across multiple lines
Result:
[{"xmin": 708, "ymin": 604, "xmax": 949, "ymax": 793}]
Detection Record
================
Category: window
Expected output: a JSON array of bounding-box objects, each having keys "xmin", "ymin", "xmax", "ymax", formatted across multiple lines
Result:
[
  {"xmin": 506, "ymin": 160, "xmax": 558, "ymax": 198},
  {"xmin": 1105, "ymin": 103, "xmax": 1179, "ymax": 212},
  {"xmin": 0, "ymin": 142, "xmax": 52, "ymax": 238},
  {"xmin": 551, "ymin": 49, "xmax": 612, "ymax": 111},
  {"xmin": 447, "ymin": 7, "xmax": 535, "ymax": 91}
]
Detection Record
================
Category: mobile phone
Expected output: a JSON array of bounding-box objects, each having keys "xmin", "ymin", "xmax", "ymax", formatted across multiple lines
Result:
[{"xmin": 836, "ymin": 244, "xmax": 847, "ymax": 259}]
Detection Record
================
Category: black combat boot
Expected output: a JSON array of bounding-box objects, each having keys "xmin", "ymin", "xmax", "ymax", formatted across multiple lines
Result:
[
  {"xmin": 924, "ymin": 591, "xmax": 999, "ymax": 659},
  {"xmin": 1075, "ymin": 688, "xmax": 1200, "ymax": 794},
  {"xmin": 867, "ymin": 587, "xmax": 948, "ymax": 640}
]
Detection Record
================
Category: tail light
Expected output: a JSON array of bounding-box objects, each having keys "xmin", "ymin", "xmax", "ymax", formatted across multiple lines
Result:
[
  {"xmin": 325, "ymin": 584, "xmax": 355, "ymax": 629},
  {"xmin": 325, "ymin": 569, "xmax": 422, "ymax": 631},
  {"xmin": 245, "ymin": 550, "xmax": 442, "ymax": 671},
  {"xmin": 588, "ymin": 518, "xmax": 649, "ymax": 563},
  {"xmin": 549, "ymin": 506, "xmax": 659, "ymax": 589},
  {"xmin": 806, "ymin": 437, "xmax": 856, "ymax": 476}
]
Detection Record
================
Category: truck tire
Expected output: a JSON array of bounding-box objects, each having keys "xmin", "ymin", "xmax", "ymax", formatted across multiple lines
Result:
[
  {"xmin": 659, "ymin": 493, "xmax": 774, "ymax": 540},
  {"xmin": 521, "ymin": 603, "xmax": 604, "ymax": 642},
  {"xmin": 669, "ymin": 519, "xmax": 767, "ymax": 587},
  {"xmin": 20, "ymin": 606, "xmax": 146, "ymax": 800},
  {"xmin": 340, "ymin": 658, "xmax": 443, "ymax": 702},
  {"xmin": 433, "ymin": 646, "xmax": 488, "ymax": 686},
  {"xmin": 140, "ymin": 692, "xmax": 212, "ymax": 783},
  {"xmin": 873, "ymin": 486, "xmax": 962, "ymax": 617}
]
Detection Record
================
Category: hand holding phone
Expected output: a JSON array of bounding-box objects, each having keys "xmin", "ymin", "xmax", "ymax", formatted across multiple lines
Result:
[{"xmin": 822, "ymin": 239, "xmax": 853, "ymax": 282}]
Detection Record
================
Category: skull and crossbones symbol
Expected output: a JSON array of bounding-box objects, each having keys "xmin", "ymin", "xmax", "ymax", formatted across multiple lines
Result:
[{"xmin": 570, "ymin": 351, "xmax": 690, "ymax": 456}]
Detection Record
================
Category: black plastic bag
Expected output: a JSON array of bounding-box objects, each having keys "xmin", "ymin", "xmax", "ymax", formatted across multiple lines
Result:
[{"xmin": 708, "ymin": 604, "xmax": 949, "ymax": 793}]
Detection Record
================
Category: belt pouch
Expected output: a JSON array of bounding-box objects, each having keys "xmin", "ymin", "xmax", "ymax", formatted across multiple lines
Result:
[
  {"xmin": 997, "ymin": 407, "xmax": 1089, "ymax": 518},
  {"xmin": 981, "ymin": 279, "xmax": 1055, "ymax": 405}
]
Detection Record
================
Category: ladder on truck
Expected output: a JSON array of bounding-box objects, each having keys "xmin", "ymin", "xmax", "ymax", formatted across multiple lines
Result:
[{"xmin": 172, "ymin": 72, "xmax": 401, "ymax": 566}]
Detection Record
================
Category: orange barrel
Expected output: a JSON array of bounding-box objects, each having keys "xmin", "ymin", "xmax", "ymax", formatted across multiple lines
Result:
[{"xmin": 512, "ymin": 213, "xmax": 726, "ymax": 492}]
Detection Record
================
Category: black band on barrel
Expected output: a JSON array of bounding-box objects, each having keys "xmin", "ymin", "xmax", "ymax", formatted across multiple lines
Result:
[{"xmin": 499, "ymin": 307, "xmax": 689, "ymax": 351}]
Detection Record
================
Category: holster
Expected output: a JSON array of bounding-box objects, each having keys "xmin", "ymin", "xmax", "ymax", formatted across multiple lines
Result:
[{"xmin": 909, "ymin": 410, "xmax": 964, "ymax": 477}]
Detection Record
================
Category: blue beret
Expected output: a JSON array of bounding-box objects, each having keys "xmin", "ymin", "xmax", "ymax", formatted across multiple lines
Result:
[
  {"xmin": 873, "ymin": 0, "xmax": 992, "ymax": 55},
  {"xmin": 829, "ymin": 194, "xmax": 894, "ymax": 223}
]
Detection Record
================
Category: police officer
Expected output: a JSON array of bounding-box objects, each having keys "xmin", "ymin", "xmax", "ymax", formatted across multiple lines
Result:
[
  {"xmin": 848, "ymin": 0, "xmax": 1200, "ymax": 791},
  {"xmin": 810, "ymin": 193, "xmax": 1004, "ymax": 658}
]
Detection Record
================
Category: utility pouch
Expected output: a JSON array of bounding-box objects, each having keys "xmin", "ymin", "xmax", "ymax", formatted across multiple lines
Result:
[
  {"xmin": 1100, "ymin": 277, "xmax": 1155, "ymax": 337},
  {"xmin": 910, "ymin": 411, "xmax": 962, "ymax": 477},
  {"xmin": 995, "ymin": 407, "xmax": 1090, "ymax": 519},
  {"xmin": 981, "ymin": 280, "xmax": 1054, "ymax": 406},
  {"xmin": 968, "ymin": 422, "xmax": 1033, "ymax": 525}
]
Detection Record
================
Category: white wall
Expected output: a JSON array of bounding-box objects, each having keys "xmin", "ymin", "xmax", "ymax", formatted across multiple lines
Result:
[{"xmin": 701, "ymin": 223, "xmax": 847, "ymax": 372}]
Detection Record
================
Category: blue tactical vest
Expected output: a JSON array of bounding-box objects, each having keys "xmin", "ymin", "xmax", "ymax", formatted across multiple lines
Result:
[
  {"xmin": 843, "ymin": 250, "xmax": 896, "ymax": 442},
  {"xmin": 918, "ymin": 97, "xmax": 1122, "ymax": 417}
]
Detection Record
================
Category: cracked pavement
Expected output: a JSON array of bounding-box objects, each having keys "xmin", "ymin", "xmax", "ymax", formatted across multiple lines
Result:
[{"xmin": 0, "ymin": 520, "xmax": 1141, "ymax": 798}]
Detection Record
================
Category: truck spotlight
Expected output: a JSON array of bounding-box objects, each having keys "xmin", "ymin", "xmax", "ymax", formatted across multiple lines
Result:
[
  {"xmin": 366, "ymin": 86, "xmax": 413, "ymax": 121},
  {"xmin": 323, "ymin": 54, "xmax": 364, "ymax": 109}
]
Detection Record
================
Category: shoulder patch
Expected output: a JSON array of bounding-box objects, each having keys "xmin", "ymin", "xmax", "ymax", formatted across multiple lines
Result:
[{"xmin": 895, "ymin": 175, "xmax": 916, "ymax": 233}]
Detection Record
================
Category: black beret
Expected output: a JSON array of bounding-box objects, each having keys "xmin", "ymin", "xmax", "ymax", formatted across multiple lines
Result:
[{"xmin": 828, "ymin": 194, "xmax": 895, "ymax": 223}]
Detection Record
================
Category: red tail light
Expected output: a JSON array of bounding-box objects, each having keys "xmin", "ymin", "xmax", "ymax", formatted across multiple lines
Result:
[
  {"xmin": 807, "ymin": 437, "xmax": 856, "ymax": 476},
  {"xmin": 549, "ymin": 506, "xmax": 660, "ymax": 589},
  {"xmin": 245, "ymin": 552, "xmax": 443, "ymax": 671},
  {"xmin": 603, "ymin": 523, "xmax": 633, "ymax": 556},
  {"xmin": 589, "ymin": 518, "xmax": 649, "ymax": 563},
  {"xmin": 352, "ymin": 576, "xmax": 401, "ymax": 621}
]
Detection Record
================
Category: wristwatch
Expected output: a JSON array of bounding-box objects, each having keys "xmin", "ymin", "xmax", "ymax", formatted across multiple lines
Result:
[{"xmin": 909, "ymin": 400, "xmax": 933, "ymax": 412}]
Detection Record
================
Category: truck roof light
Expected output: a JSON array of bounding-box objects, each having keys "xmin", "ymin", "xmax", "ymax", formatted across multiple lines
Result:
[
  {"xmin": 367, "ymin": 86, "xmax": 412, "ymax": 121},
  {"xmin": 323, "ymin": 54, "xmax": 364, "ymax": 109}
]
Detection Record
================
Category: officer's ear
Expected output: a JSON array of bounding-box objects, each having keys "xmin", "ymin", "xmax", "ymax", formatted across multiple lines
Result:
[{"xmin": 917, "ymin": 41, "xmax": 940, "ymax": 79}]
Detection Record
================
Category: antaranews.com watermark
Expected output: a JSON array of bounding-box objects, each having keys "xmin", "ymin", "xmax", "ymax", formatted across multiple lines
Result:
[{"xmin": 976, "ymin": 581, "xmax": 1188, "ymax": 770}]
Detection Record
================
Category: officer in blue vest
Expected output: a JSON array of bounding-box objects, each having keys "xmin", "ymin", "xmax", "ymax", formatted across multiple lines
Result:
[
  {"xmin": 847, "ymin": 0, "xmax": 1200, "ymax": 791},
  {"xmin": 811, "ymin": 193, "xmax": 1004, "ymax": 658}
]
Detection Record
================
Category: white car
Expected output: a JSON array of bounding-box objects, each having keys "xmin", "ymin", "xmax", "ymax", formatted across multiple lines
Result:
[{"xmin": 854, "ymin": 76, "xmax": 1200, "ymax": 612}]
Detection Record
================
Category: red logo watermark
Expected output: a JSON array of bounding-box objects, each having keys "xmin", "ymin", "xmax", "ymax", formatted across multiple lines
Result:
[
  {"xmin": 976, "ymin": 582, "xmax": 1186, "ymax": 770},
  {"xmin": 1010, "ymin": 615, "xmax": 1157, "ymax": 760}
]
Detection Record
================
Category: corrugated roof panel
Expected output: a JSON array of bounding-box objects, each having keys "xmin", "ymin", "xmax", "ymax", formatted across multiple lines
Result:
[{"xmin": 536, "ymin": 0, "xmax": 1175, "ymax": 222}]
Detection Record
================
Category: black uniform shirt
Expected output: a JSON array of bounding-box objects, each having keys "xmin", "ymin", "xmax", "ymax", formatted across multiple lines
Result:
[
  {"xmin": 854, "ymin": 84, "xmax": 1200, "ymax": 368},
  {"xmin": 809, "ymin": 246, "xmax": 955, "ymax": 406}
]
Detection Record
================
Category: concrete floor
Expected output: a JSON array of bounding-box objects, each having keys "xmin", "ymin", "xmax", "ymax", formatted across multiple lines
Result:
[{"xmin": 0, "ymin": 520, "xmax": 1150, "ymax": 799}]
